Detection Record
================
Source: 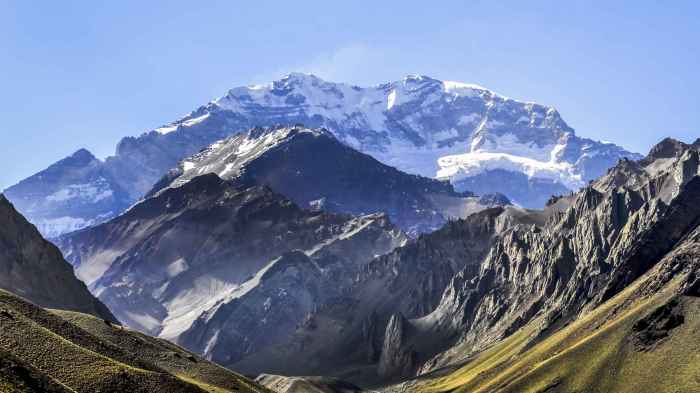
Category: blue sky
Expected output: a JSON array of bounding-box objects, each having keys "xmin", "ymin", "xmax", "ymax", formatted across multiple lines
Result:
[{"xmin": 1, "ymin": 1, "xmax": 699, "ymax": 189}]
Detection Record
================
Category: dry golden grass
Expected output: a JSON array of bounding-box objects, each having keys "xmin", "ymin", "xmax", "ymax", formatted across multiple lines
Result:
[
  {"xmin": 418, "ymin": 275, "xmax": 700, "ymax": 393},
  {"xmin": 0, "ymin": 289, "xmax": 272, "ymax": 393}
]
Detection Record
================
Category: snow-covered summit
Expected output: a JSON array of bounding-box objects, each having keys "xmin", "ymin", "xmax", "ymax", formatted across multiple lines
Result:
[
  {"xmin": 7, "ymin": 73, "xmax": 642, "ymax": 237},
  {"xmin": 153, "ymin": 73, "xmax": 639, "ymax": 206},
  {"xmin": 164, "ymin": 125, "xmax": 329, "ymax": 190}
]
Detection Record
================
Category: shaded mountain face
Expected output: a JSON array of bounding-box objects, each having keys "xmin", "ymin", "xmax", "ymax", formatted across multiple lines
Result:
[
  {"xmin": 149, "ymin": 125, "xmax": 505, "ymax": 235},
  {"xmin": 372, "ymin": 138, "xmax": 700, "ymax": 392},
  {"xmin": 0, "ymin": 289, "xmax": 272, "ymax": 393},
  {"xmin": 0, "ymin": 194, "xmax": 116, "ymax": 322},
  {"xmin": 56, "ymin": 173, "xmax": 407, "ymax": 344},
  {"xmin": 181, "ymin": 207, "xmax": 510, "ymax": 386},
  {"xmin": 5, "ymin": 74, "xmax": 638, "ymax": 236}
]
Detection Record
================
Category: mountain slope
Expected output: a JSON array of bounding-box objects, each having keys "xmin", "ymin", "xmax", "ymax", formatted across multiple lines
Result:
[
  {"xmin": 0, "ymin": 288, "xmax": 272, "ymax": 393},
  {"xmin": 190, "ymin": 207, "xmax": 511, "ymax": 387},
  {"xmin": 400, "ymin": 226, "xmax": 700, "ymax": 393},
  {"xmin": 0, "ymin": 348, "xmax": 71, "ymax": 393},
  {"xmin": 5, "ymin": 74, "xmax": 638, "ymax": 236},
  {"xmin": 57, "ymin": 173, "xmax": 407, "ymax": 342},
  {"xmin": 377, "ymin": 138, "xmax": 700, "ymax": 392},
  {"xmin": 3, "ymin": 149, "xmax": 131, "ymax": 238},
  {"xmin": 149, "ymin": 125, "xmax": 504, "ymax": 235},
  {"xmin": 0, "ymin": 194, "xmax": 116, "ymax": 322}
]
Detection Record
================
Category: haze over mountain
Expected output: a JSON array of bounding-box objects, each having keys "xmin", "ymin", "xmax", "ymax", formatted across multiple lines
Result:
[{"xmin": 4, "ymin": 74, "xmax": 639, "ymax": 237}]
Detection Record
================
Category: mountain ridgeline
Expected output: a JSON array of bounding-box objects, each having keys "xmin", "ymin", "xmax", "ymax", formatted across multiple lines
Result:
[
  {"xmin": 146, "ymin": 125, "xmax": 506, "ymax": 235},
  {"xmin": 4, "ymin": 74, "xmax": 639, "ymax": 237}
]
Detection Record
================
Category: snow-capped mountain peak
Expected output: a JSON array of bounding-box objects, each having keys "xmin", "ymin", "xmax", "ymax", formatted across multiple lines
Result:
[
  {"xmin": 7, "ymin": 73, "xmax": 641, "ymax": 236},
  {"xmin": 167, "ymin": 73, "xmax": 638, "ymax": 205}
]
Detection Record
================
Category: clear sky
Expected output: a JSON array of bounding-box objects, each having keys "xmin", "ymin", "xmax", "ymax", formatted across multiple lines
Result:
[{"xmin": 1, "ymin": 1, "xmax": 699, "ymax": 189}]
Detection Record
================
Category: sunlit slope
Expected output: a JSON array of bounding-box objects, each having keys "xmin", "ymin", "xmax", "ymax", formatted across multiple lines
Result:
[
  {"xmin": 418, "ymin": 259, "xmax": 700, "ymax": 392},
  {"xmin": 0, "ymin": 289, "xmax": 272, "ymax": 393},
  {"xmin": 0, "ymin": 347, "xmax": 73, "ymax": 393},
  {"xmin": 55, "ymin": 309, "xmax": 273, "ymax": 393}
]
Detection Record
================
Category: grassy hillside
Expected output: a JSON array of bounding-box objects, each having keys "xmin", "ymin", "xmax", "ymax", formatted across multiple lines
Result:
[
  {"xmin": 55, "ymin": 310, "xmax": 272, "ymax": 393},
  {"xmin": 0, "ymin": 289, "xmax": 273, "ymax": 393},
  {"xmin": 415, "ymin": 265, "xmax": 700, "ymax": 392}
]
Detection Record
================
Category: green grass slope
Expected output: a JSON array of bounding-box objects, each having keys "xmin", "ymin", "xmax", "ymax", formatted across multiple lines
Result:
[
  {"xmin": 0, "ymin": 289, "xmax": 273, "ymax": 393},
  {"xmin": 415, "ymin": 257, "xmax": 700, "ymax": 393},
  {"xmin": 0, "ymin": 348, "xmax": 73, "ymax": 393},
  {"xmin": 55, "ymin": 309, "xmax": 273, "ymax": 393}
]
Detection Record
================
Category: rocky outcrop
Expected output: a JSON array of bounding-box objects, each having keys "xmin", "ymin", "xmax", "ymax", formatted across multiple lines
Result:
[
  {"xmin": 631, "ymin": 297, "xmax": 685, "ymax": 351},
  {"xmin": 0, "ymin": 194, "xmax": 116, "ymax": 322},
  {"xmin": 378, "ymin": 313, "xmax": 416, "ymax": 379}
]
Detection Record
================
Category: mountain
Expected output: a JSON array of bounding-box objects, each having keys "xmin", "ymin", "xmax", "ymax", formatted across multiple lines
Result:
[
  {"xmin": 171, "ymin": 136, "xmax": 699, "ymax": 390},
  {"xmin": 180, "ymin": 206, "xmax": 510, "ymax": 386},
  {"xmin": 375, "ymin": 138, "xmax": 700, "ymax": 392},
  {"xmin": 0, "ymin": 194, "xmax": 116, "ymax": 322},
  {"xmin": 5, "ymin": 74, "xmax": 639, "ymax": 236},
  {"xmin": 0, "ymin": 288, "xmax": 273, "ymax": 393},
  {"xmin": 56, "ymin": 172, "xmax": 407, "ymax": 342},
  {"xmin": 212, "ymin": 206, "xmax": 552, "ymax": 387},
  {"xmin": 147, "ymin": 125, "xmax": 506, "ymax": 235},
  {"xmin": 2, "ymin": 149, "xmax": 132, "ymax": 238}
]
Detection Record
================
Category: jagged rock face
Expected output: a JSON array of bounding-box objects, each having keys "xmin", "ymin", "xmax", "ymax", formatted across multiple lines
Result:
[
  {"xmin": 178, "ymin": 211, "xmax": 404, "ymax": 368},
  {"xmin": 378, "ymin": 314, "xmax": 416, "ymax": 379},
  {"xmin": 56, "ymin": 173, "xmax": 406, "ymax": 343},
  {"xmin": 415, "ymin": 139, "xmax": 700, "ymax": 372},
  {"xmin": 149, "ymin": 125, "xmax": 504, "ymax": 236},
  {"xmin": 0, "ymin": 195, "xmax": 116, "ymax": 322},
  {"xmin": 2, "ymin": 149, "xmax": 131, "ymax": 238},
  {"xmin": 215, "ymin": 208, "xmax": 506, "ymax": 386},
  {"xmin": 5, "ymin": 74, "xmax": 638, "ymax": 236}
]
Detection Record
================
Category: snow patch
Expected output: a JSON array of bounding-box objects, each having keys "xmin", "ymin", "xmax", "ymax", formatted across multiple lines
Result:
[
  {"xmin": 124, "ymin": 311, "xmax": 161, "ymax": 332},
  {"xmin": 387, "ymin": 89, "xmax": 397, "ymax": 110},
  {"xmin": 36, "ymin": 216, "xmax": 93, "ymax": 239},
  {"xmin": 166, "ymin": 258, "xmax": 189, "ymax": 278},
  {"xmin": 46, "ymin": 179, "xmax": 114, "ymax": 203}
]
